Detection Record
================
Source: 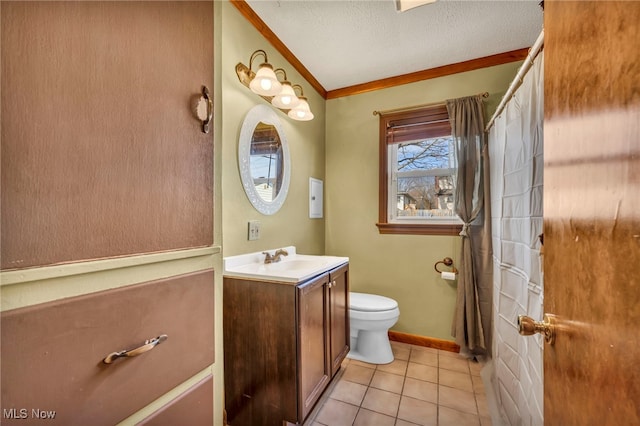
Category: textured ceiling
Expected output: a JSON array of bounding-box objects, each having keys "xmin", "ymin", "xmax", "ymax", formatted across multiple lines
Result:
[{"xmin": 246, "ymin": 0, "xmax": 544, "ymax": 92}]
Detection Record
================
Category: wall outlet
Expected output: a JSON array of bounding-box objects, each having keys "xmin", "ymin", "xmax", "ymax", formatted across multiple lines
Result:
[{"xmin": 248, "ymin": 220, "xmax": 261, "ymax": 241}]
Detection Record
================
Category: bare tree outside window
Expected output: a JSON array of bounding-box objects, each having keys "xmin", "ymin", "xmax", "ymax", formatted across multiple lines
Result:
[
  {"xmin": 398, "ymin": 138, "xmax": 450, "ymax": 171},
  {"xmin": 394, "ymin": 137, "xmax": 456, "ymax": 218},
  {"xmin": 377, "ymin": 103, "xmax": 462, "ymax": 235}
]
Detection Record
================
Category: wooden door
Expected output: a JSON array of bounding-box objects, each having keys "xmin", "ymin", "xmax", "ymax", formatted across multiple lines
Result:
[
  {"xmin": 329, "ymin": 263, "xmax": 350, "ymax": 376},
  {"xmin": 1, "ymin": 1, "xmax": 213, "ymax": 270},
  {"xmin": 543, "ymin": 1, "xmax": 640, "ymax": 424},
  {"xmin": 297, "ymin": 273, "xmax": 331, "ymax": 422}
]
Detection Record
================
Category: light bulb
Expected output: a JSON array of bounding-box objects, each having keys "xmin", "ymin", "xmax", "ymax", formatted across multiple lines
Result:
[
  {"xmin": 260, "ymin": 78, "xmax": 272, "ymax": 91},
  {"xmin": 249, "ymin": 63, "xmax": 282, "ymax": 96},
  {"xmin": 280, "ymin": 95, "xmax": 292, "ymax": 105},
  {"xmin": 271, "ymin": 81, "xmax": 300, "ymax": 109},
  {"xmin": 288, "ymin": 96, "xmax": 314, "ymax": 121}
]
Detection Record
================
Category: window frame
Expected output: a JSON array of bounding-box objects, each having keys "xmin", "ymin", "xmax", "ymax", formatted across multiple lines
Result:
[{"xmin": 376, "ymin": 104, "xmax": 463, "ymax": 236}]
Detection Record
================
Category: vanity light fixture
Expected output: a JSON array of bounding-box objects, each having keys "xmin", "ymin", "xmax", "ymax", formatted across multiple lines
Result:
[
  {"xmin": 247, "ymin": 50, "xmax": 282, "ymax": 96},
  {"xmin": 235, "ymin": 49, "xmax": 314, "ymax": 121},
  {"xmin": 395, "ymin": 0, "xmax": 437, "ymax": 13},
  {"xmin": 288, "ymin": 85, "xmax": 314, "ymax": 121},
  {"xmin": 271, "ymin": 69, "xmax": 300, "ymax": 109}
]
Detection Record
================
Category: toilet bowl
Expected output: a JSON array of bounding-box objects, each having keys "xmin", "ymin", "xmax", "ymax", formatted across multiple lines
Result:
[{"xmin": 347, "ymin": 292, "xmax": 400, "ymax": 364}]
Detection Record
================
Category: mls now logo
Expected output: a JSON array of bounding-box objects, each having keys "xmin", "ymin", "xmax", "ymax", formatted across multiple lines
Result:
[{"xmin": 3, "ymin": 408, "xmax": 57, "ymax": 419}]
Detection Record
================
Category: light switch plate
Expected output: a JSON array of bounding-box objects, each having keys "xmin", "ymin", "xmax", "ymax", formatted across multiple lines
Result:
[{"xmin": 248, "ymin": 220, "xmax": 261, "ymax": 241}]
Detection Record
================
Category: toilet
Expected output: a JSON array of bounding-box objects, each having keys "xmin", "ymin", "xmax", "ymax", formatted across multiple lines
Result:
[{"xmin": 347, "ymin": 292, "xmax": 400, "ymax": 364}]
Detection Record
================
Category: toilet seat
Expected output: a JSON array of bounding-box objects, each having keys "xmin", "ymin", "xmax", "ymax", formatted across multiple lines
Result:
[
  {"xmin": 350, "ymin": 292, "xmax": 398, "ymax": 312},
  {"xmin": 349, "ymin": 307, "xmax": 399, "ymax": 322}
]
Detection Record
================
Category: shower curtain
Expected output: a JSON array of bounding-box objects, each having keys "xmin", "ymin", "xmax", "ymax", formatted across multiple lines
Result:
[{"xmin": 488, "ymin": 53, "xmax": 544, "ymax": 425}]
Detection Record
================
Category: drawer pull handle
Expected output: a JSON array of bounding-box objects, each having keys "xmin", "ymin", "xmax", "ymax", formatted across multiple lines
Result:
[{"xmin": 103, "ymin": 334, "xmax": 168, "ymax": 364}]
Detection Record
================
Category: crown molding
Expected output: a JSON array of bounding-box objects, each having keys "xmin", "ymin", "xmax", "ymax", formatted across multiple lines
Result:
[
  {"xmin": 326, "ymin": 48, "xmax": 529, "ymax": 99},
  {"xmin": 232, "ymin": 0, "xmax": 529, "ymax": 101},
  {"xmin": 230, "ymin": 0, "xmax": 327, "ymax": 99}
]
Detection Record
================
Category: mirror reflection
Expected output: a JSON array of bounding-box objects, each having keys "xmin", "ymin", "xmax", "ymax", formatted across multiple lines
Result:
[{"xmin": 250, "ymin": 122, "xmax": 283, "ymax": 202}]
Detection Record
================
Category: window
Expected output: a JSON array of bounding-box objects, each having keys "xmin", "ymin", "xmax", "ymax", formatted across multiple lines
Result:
[{"xmin": 376, "ymin": 104, "xmax": 462, "ymax": 235}]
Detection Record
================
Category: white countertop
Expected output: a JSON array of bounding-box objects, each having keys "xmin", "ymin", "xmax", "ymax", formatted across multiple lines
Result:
[{"xmin": 223, "ymin": 246, "xmax": 348, "ymax": 283}]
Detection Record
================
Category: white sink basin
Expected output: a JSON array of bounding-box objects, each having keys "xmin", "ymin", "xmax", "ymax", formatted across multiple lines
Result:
[
  {"xmin": 223, "ymin": 246, "xmax": 348, "ymax": 283},
  {"xmin": 265, "ymin": 259, "xmax": 321, "ymax": 271}
]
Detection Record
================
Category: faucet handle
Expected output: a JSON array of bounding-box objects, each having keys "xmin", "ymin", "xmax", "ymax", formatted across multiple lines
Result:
[{"xmin": 262, "ymin": 252, "xmax": 273, "ymax": 263}]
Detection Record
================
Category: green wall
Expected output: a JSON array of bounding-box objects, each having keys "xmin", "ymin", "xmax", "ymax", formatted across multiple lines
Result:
[
  {"xmin": 219, "ymin": 2, "xmax": 326, "ymax": 257},
  {"xmin": 218, "ymin": 0, "xmax": 519, "ymax": 342},
  {"xmin": 325, "ymin": 63, "xmax": 520, "ymax": 340}
]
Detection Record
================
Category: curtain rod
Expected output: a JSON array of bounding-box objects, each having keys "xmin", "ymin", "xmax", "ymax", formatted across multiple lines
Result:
[
  {"xmin": 485, "ymin": 29, "xmax": 544, "ymax": 132},
  {"xmin": 373, "ymin": 92, "xmax": 489, "ymax": 116}
]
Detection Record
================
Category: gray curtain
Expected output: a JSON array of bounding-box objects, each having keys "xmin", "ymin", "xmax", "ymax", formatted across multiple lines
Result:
[{"xmin": 446, "ymin": 95, "xmax": 493, "ymax": 355}]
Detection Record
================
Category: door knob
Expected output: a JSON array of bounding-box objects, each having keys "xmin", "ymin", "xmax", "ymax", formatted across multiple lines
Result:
[{"xmin": 517, "ymin": 314, "xmax": 556, "ymax": 344}]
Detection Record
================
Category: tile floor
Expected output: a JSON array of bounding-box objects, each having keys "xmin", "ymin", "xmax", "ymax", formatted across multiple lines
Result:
[{"xmin": 306, "ymin": 341, "xmax": 491, "ymax": 426}]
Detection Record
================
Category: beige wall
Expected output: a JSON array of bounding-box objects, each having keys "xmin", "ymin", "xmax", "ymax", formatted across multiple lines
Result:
[
  {"xmin": 219, "ymin": 2, "xmax": 326, "ymax": 257},
  {"xmin": 325, "ymin": 62, "xmax": 521, "ymax": 340}
]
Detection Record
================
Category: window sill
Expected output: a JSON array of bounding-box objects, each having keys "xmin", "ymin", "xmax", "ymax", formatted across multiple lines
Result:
[{"xmin": 376, "ymin": 222, "xmax": 462, "ymax": 236}]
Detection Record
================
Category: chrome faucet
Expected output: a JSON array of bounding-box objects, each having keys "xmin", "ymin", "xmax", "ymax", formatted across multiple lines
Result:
[{"xmin": 263, "ymin": 248, "xmax": 289, "ymax": 264}]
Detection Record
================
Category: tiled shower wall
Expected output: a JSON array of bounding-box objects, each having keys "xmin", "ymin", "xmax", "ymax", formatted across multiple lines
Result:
[{"xmin": 488, "ymin": 54, "xmax": 544, "ymax": 426}]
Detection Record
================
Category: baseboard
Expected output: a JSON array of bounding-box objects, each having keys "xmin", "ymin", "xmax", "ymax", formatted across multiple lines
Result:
[{"xmin": 388, "ymin": 330, "xmax": 460, "ymax": 353}]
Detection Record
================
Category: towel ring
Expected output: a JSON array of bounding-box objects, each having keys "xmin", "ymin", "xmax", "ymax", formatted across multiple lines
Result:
[{"xmin": 434, "ymin": 257, "xmax": 458, "ymax": 274}]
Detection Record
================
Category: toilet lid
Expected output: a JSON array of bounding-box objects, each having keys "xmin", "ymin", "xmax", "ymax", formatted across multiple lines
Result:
[{"xmin": 350, "ymin": 292, "xmax": 398, "ymax": 312}]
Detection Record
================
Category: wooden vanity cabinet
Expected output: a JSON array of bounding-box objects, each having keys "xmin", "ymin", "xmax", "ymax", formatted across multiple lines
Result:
[{"xmin": 224, "ymin": 262, "xmax": 349, "ymax": 426}]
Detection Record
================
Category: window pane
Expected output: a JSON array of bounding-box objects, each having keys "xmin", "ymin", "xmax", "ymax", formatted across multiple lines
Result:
[
  {"xmin": 397, "ymin": 137, "xmax": 454, "ymax": 171},
  {"xmin": 396, "ymin": 175, "xmax": 455, "ymax": 218},
  {"xmin": 393, "ymin": 137, "xmax": 456, "ymax": 220}
]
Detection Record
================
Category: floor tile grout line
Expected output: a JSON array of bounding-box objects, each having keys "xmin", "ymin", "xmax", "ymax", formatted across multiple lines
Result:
[
  {"xmin": 315, "ymin": 344, "xmax": 487, "ymax": 426},
  {"xmin": 393, "ymin": 347, "xmax": 410, "ymax": 423},
  {"xmin": 351, "ymin": 362, "xmax": 378, "ymax": 426}
]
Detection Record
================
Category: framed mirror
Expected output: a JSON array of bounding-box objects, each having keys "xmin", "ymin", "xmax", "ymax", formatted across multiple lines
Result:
[{"xmin": 238, "ymin": 105, "xmax": 291, "ymax": 215}]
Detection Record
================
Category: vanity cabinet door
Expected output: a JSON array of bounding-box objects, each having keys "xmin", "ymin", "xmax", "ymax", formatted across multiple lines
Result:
[
  {"xmin": 297, "ymin": 273, "xmax": 331, "ymax": 422},
  {"xmin": 328, "ymin": 263, "xmax": 350, "ymax": 376}
]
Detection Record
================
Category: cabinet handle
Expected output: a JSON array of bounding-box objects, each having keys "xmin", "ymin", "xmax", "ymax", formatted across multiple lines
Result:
[
  {"xmin": 199, "ymin": 86, "xmax": 213, "ymax": 134},
  {"xmin": 103, "ymin": 334, "xmax": 168, "ymax": 364}
]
